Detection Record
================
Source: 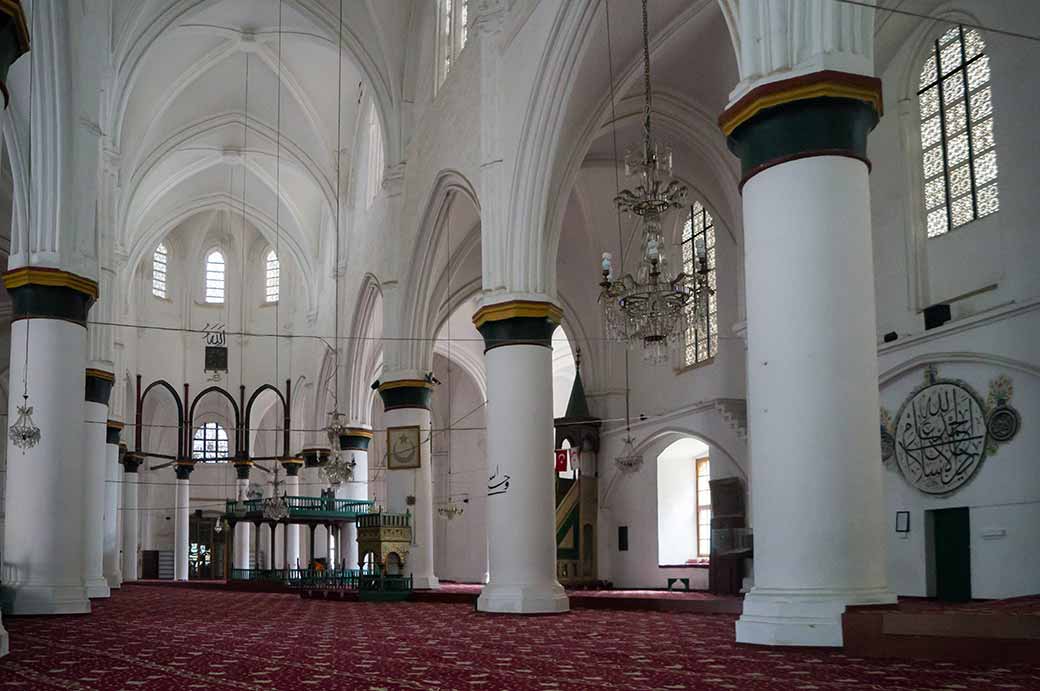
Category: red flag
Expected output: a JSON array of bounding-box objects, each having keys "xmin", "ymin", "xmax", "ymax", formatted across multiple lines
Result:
[{"xmin": 554, "ymin": 449, "xmax": 568, "ymax": 471}]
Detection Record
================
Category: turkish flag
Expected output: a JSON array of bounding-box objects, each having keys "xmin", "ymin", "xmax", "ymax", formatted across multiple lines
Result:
[{"xmin": 554, "ymin": 449, "xmax": 569, "ymax": 471}]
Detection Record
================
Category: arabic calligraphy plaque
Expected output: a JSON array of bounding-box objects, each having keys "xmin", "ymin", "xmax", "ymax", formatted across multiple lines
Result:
[{"xmin": 894, "ymin": 381, "xmax": 987, "ymax": 495}]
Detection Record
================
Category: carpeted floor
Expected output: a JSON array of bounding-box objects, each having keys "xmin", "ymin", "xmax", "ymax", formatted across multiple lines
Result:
[{"xmin": 2, "ymin": 585, "xmax": 1039, "ymax": 690}]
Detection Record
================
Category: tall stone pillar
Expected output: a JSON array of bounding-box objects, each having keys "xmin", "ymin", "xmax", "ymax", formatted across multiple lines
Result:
[
  {"xmin": 377, "ymin": 380, "xmax": 438, "ymax": 589},
  {"xmin": 720, "ymin": 70, "xmax": 895, "ymax": 646},
  {"xmin": 233, "ymin": 461, "xmax": 252, "ymax": 570},
  {"xmin": 281, "ymin": 457, "xmax": 302, "ymax": 569},
  {"xmin": 474, "ymin": 300, "xmax": 567, "ymax": 614},
  {"xmin": 103, "ymin": 426, "xmax": 124, "ymax": 588},
  {"xmin": 1, "ymin": 269, "xmax": 96, "ymax": 615},
  {"xmin": 83, "ymin": 369, "xmax": 113, "ymax": 598},
  {"xmin": 121, "ymin": 453, "xmax": 143, "ymax": 580},
  {"xmin": 173, "ymin": 461, "xmax": 194, "ymax": 581},
  {"xmin": 338, "ymin": 428, "xmax": 372, "ymax": 570}
]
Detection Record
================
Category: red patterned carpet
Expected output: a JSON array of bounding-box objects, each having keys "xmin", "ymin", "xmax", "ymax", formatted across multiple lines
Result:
[{"xmin": 2, "ymin": 585, "xmax": 1039, "ymax": 690}]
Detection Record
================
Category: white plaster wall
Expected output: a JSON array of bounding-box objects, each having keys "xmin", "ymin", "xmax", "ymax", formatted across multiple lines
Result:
[{"xmin": 656, "ymin": 437, "xmax": 709, "ymax": 566}]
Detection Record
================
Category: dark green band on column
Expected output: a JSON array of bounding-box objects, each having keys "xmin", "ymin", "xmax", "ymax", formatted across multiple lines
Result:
[
  {"xmin": 300, "ymin": 448, "xmax": 330, "ymax": 468},
  {"xmin": 282, "ymin": 458, "xmax": 304, "ymax": 476},
  {"xmin": 340, "ymin": 433, "xmax": 372, "ymax": 451},
  {"xmin": 476, "ymin": 316, "xmax": 556, "ymax": 352},
  {"xmin": 377, "ymin": 382, "xmax": 433, "ymax": 412},
  {"xmin": 8, "ymin": 283, "xmax": 95, "ymax": 324},
  {"xmin": 175, "ymin": 462, "xmax": 195, "ymax": 480},
  {"xmin": 234, "ymin": 463, "xmax": 252, "ymax": 480},
  {"xmin": 86, "ymin": 370, "xmax": 115, "ymax": 405},
  {"xmin": 122, "ymin": 452, "xmax": 144, "ymax": 473},
  {"xmin": 726, "ymin": 97, "xmax": 879, "ymax": 188},
  {"xmin": 106, "ymin": 420, "xmax": 123, "ymax": 445}
]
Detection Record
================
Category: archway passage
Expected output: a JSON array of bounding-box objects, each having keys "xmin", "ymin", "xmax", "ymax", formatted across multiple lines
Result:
[{"xmin": 656, "ymin": 437, "xmax": 711, "ymax": 567}]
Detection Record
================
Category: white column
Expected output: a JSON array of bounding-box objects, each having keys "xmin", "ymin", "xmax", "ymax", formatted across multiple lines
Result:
[
  {"xmin": 1, "ymin": 317, "xmax": 90, "ymax": 615},
  {"xmin": 340, "ymin": 429, "xmax": 372, "ymax": 570},
  {"xmin": 83, "ymin": 389, "xmax": 111, "ymax": 599},
  {"xmin": 0, "ymin": 612, "xmax": 7, "ymax": 657},
  {"xmin": 174, "ymin": 463, "xmax": 193, "ymax": 581},
  {"xmin": 121, "ymin": 456, "xmax": 142, "ymax": 580},
  {"xmin": 476, "ymin": 318, "xmax": 567, "ymax": 613},
  {"xmin": 378, "ymin": 382, "xmax": 438, "ymax": 589},
  {"xmin": 103, "ymin": 434, "xmax": 123, "ymax": 588},
  {"xmin": 283, "ymin": 465, "xmax": 300, "ymax": 569},
  {"xmin": 233, "ymin": 470, "xmax": 251, "ymax": 570},
  {"xmin": 735, "ymin": 155, "xmax": 895, "ymax": 646}
]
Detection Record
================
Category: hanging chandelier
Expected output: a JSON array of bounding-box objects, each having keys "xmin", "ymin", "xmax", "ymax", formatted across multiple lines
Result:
[
  {"xmin": 9, "ymin": 394, "xmax": 41, "ymax": 450},
  {"xmin": 437, "ymin": 499, "xmax": 465, "ymax": 520},
  {"xmin": 262, "ymin": 464, "xmax": 290, "ymax": 521},
  {"xmin": 598, "ymin": 0, "xmax": 711, "ymax": 365},
  {"xmin": 323, "ymin": 450, "xmax": 357, "ymax": 485}
]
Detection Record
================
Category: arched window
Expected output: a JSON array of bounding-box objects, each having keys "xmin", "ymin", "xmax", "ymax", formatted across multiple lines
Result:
[
  {"xmin": 366, "ymin": 102, "xmax": 384, "ymax": 207},
  {"xmin": 152, "ymin": 242, "xmax": 168, "ymax": 299},
  {"xmin": 681, "ymin": 201, "xmax": 717, "ymax": 367},
  {"xmin": 436, "ymin": 0, "xmax": 468, "ymax": 88},
  {"xmin": 918, "ymin": 25, "xmax": 998, "ymax": 238},
  {"xmin": 205, "ymin": 249, "xmax": 225, "ymax": 303},
  {"xmin": 264, "ymin": 249, "xmax": 279, "ymax": 303},
  {"xmin": 192, "ymin": 422, "xmax": 229, "ymax": 461}
]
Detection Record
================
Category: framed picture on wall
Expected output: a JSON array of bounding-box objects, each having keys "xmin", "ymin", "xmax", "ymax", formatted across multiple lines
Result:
[
  {"xmin": 895, "ymin": 511, "xmax": 910, "ymax": 533},
  {"xmin": 387, "ymin": 425, "xmax": 421, "ymax": 470}
]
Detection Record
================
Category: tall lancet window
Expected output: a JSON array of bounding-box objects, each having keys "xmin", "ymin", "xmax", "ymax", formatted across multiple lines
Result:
[
  {"xmin": 192, "ymin": 422, "xmax": 229, "ymax": 462},
  {"xmin": 152, "ymin": 242, "xmax": 168, "ymax": 298},
  {"xmin": 681, "ymin": 201, "xmax": 717, "ymax": 367},
  {"xmin": 919, "ymin": 26, "xmax": 999, "ymax": 238},
  {"xmin": 265, "ymin": 249, "xmax": 280, "ymax": 303},
  {"xmin": 436, "ymin": 0, "xmax": 469, "ymax": 88},
  {"xmin": 205, "ymin": 249, "xmax": 225, "ymax": 304}
]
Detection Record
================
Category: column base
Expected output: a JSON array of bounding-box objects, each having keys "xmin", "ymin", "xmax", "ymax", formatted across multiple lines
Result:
[
  {"xmin": 85, "ymin": 578, "xmax": 111, "ymax": 599},
  {"xmin": 735, "ymin": 586, "xmax": 896, "ymax": 647},
  {"xmin": 1, "ymin": 584, "xmax": 91, "ymax": 615},
  {"xmin": 411, "ymin": 574, "xmax": 440, "ymax": 590},
  {"xmin": 477, "ymin": 582, "xmax": 570, "ymax": 614},
  {"xmin": 105, "ymin": 572, "xmax": 122, "ymax": 589}
]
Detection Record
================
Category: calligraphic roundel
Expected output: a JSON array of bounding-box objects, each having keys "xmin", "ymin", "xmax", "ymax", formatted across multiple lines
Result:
[{"xmin": 893, "ymin": 380, "xmax": 988, "ymax": 495}]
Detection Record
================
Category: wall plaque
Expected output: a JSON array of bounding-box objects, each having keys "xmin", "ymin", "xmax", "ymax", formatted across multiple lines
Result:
[{"xmin": 884, "ymin": 366, "xmax": 1019, "ymax": 495}]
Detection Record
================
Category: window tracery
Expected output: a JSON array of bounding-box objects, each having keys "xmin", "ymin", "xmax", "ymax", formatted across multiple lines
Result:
[
  {"xmin": 265, "ymin": 249, "xmax": 279, "ymax": 303},
  {"xmin": 152, "ymin": 242, "xmax": 168, "ymax": 299},
  {"xmin": 918, "ymin": 25, "xmax": 999, "ymax": 238},
  {"xmin": 681, "ymin": 202, "xmax": 717, "ymax": 367},
  {"xmin": 205, "ymin": 250, "xmax": 225, "ymax": 304},
  {"xmin": 192, "ymin": 422, "xmax": 229, "ymax": 461}
]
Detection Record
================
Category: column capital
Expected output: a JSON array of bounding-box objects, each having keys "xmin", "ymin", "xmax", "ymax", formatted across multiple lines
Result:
[
  {"xmin": 472, "ymin": 299, "xmax": 561, "ymax": 352},
  {"xmin": 339, "ymin": 427, "xmax": 373, "ymax": 451},
  {"xmin": 719, "ymin": 70, "xmax": 882, "ymax": 189},
  {"xmin": 298, "ymin": 448, "xmax": 329, "ymax": 469},
  {"xmin": 121, "ymin": 452, "xmax": 144, "ymax": 473},
  {"xmin": 2, "ymin": 267, "xmax": 98, "ymax": 324},
  {"xmin": 174, "ymin": 461, "xmax": 195, "ymax": 480},
  {"xmin": 376, "ymin": 379, "xmax": 433, "ymax": 412},
  {"xmin": 85, "ymin": 368, "xmax": 115, "ymax": 406},
  {"xmin": 281, "ymin": 456, "xmax": 306, "ymax": 475},
  {"xmin": 233, "ymin": 460, "xmax": 253, "ymax": 480},
  {"xmin": 105, "ymin": 419, "xmax": 123, "ymax": 445}
]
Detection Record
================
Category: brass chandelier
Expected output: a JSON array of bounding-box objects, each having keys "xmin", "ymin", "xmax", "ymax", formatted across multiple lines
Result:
[{"xmin": 599, "ymin": 0, "xmax": 711, "ymax": 365}]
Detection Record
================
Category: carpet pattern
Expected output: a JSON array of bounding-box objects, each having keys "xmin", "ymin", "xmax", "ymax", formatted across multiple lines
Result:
[{"xmin": 1, "ymin": 585, "xmax": 1038, "ymax": 690}]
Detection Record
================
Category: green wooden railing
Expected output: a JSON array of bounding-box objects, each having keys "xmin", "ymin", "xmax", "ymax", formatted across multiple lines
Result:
[
  {"xmin": 230, "ymin": 568, "xmax": 360, "ymax": 588},
  {"xmin": 224, "ymin": 496, "xmax": 374, "ymax": 519},
  {"xmin": 356, "ymin": 512, "xmax": 410, "ymax": 529}
]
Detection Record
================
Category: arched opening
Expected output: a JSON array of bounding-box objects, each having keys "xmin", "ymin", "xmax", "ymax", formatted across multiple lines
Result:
[{"xmin": 656, "ymin": 436, "xmax": 711, "ymax": 566}]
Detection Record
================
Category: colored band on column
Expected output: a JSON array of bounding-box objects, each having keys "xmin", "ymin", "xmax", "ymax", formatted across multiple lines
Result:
[
  {"xmin": 106, "ymin": 419, "xmax": 124, "ymax": 445},
  {"xmin": 300, "ymin": 448, "xmax": 330, "ymax": 468},
  {"xmin": 377, "ymin": 380, "xmax": 433, "ymax": 412},
  {"xmin": 174, "ymin": 461, "xmax": 195, "ymax": 480},
  {"xmin": 121, "ymin": 452, "xmax": 144, "ymax": 473},
  {"xmin": 472, "ymin": 300, "xmax": 562, "ymax": 352},
  {"xmin": 2, "ymin": 267, "xmax": 99, "ymax": 324},
  {"xmin": 719, "ymin": 70, "xmax": 883, "ymax": 189},
  {"xmin": 340, "ymin": 428, "xmax": 373, "ymax": 451},
  {"xmin": 86, "ymin": 368, "xmax": 115, "ymax": 405},
  {"xmin": 281, "ymin": 457, "xmax": 305, "ymax": 476},
  {"xmin": 233, "ymin": 460, "xmax": 252, "ymax": 480}
]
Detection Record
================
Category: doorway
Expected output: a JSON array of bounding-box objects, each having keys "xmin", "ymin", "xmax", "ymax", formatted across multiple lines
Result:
[
  {"xmin": 930, "ymin": 507, "xmax": 971, "ymax": 601},
  {"xmin": 188, "ymin": 513, "xmax": 226, "ymax": 580}
]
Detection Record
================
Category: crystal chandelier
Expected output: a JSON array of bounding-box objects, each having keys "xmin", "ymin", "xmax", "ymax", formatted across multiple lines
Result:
[
  {"xmin": 614, "ymin": 435, "xmax": 644, "ymax": 474},
  {"xmin": 323, "ymin": 452, "xmax": 357, "ymax": 485},
  {"xmin": 598, "ymin": 0, "xmax": 711, "ymax": 365},
  {"xmin": 9, "ymin": 395, "xmax": 41, "ymax": 450},
  {"xmin": 262, "ymin": 464, "xmax": 290, "ymax": 521},
  {"xmin": 325, "ymin": 410, "xmax": 347, "ymax": 449}
]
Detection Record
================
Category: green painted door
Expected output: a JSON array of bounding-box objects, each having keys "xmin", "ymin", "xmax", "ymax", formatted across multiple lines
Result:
[{"xmin": 933, "ymin": 507, "xmax": 971, "ymax": 602}]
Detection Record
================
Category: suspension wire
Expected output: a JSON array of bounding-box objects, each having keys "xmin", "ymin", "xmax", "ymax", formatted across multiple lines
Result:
[
  {"xmin": 239, "ymin": 53, "xmax": 249, "ymax": 424},
  {"xmin": 332, "ymin": 0, "xmax": 345, "ymax": 420},
  {"xmin": 20, "ymin": 2, "xmax": 35, "ymax": 406},
  {"xmin": 274, "ymin": 0, "xmax": 283, "ymax": 419},
  {"xmin": 604, "ymin": 0, "xmax": 633, "ymax": 438}
]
